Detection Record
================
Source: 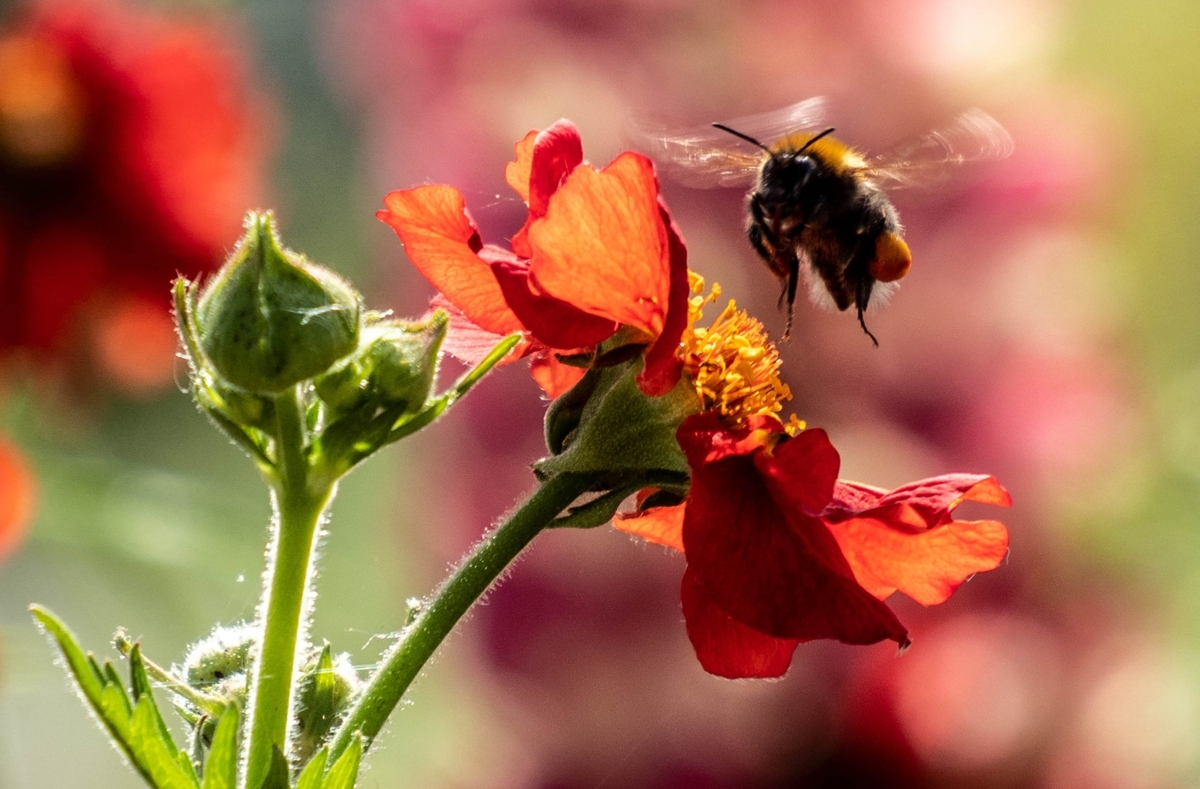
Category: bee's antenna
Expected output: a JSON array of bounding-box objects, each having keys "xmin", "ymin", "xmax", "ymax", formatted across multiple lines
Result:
[
  {"xmin": 857, "ymin": 306, "xmax": 880, "ymax": 348},
  {"xmin": 796, "ymin": 127, "xmax": 837, "ymax": 154},
  {"xmin": 711, "ymin": 123, "xmax": 771, "ymax": 152}
]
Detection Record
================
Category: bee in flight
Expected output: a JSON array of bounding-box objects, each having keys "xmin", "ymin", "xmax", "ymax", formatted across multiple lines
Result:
[{"xmin": 634, "ymin": 98, "xmax": 1013, "ymax": 344}]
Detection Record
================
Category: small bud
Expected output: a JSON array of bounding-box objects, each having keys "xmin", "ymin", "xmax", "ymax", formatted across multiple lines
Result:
[
  {"xmin": 293, "ymin": 642, "xmax": 361, "ymax": 763},
  {"xmin": 315, "ymin": 311, "xmax": 447, "ymax": 418},
  {"xmin": 195, "ymin": 212, "xmax": 361, "ymax": 394}
]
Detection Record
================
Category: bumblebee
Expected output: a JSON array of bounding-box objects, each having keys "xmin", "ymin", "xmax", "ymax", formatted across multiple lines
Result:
[{"xmin": 635, "ymin": 98, "xmax": 1013, "ymax": 343}]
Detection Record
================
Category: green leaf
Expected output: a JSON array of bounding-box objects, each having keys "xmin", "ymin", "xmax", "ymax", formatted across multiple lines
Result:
[
  {"xmin": 130, "ymin": 643, "xmax": 182, "ymax": 760},
  {"xmin": 322, "ymin": 735, "xmax": 362, "ymax": 789},
  {"xmin": 130, "ymin": 697, "xmax": 201, "ymax": 789},
  {"xmin": 178, "ymin": 752, "xmax": 201, "ymax": 787},
  {"xmin": 296, "ymin": 749, "xmax": 328, "ymax": 789},
  {"xmin": 100, "ymin": 680, "xmax": 133, "ymax": 727},
  {"xmin": 201, "ymin": 707, "xmax": 240, "ymax": 789},
  {"xmin": 256, "ymin": 745, "xmax": 291, "ymax": 789}
]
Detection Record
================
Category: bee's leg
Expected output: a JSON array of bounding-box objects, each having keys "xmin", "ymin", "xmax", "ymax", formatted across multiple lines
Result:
[
  {"xmin": 853, "ymin": 252, "xmax": 879, "ymax": 348},
  {"xmin": 747, "ymin": 196, "xmax": 778, "ymax": 261},
  {"xmin": 782, "ymin": 248, "xmax": 800, "ymax": 341}
]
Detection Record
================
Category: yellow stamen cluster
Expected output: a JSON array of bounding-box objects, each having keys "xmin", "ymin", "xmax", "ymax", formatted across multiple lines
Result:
[{"xmin": 679, "ymin": 273, "xmax": 801, "ymax": 432}]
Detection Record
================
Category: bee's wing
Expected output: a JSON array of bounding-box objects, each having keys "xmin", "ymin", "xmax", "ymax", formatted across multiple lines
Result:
[
  {"xmin": 627, "ymin": 96, "xmax": 830, "ymax": 189},
  {"xmin": 860, "ymin": 109, "xmax": 1014, "ymax": 189}
]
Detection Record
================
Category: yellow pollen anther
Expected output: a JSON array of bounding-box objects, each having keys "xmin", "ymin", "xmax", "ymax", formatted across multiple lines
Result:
[{"xmin": 678, "ymin": 273, "xmax": 800, "ymax": 430}]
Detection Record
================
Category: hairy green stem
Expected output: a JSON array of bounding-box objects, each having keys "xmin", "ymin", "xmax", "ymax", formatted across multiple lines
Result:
[
  {"xmin": 327, "ymin": 472, "xmax": 589, "ymax": 761},
  {"xmin": 243, "ymin": 386, "xmax": 332, "ymax": 789}
]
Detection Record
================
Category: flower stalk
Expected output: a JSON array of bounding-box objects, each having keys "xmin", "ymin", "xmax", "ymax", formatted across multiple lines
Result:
[
  {"xmin": 243, "ymin": 384, "xmax": 334, "ymax": 789},
  {"xmin": 327, "ymin": 472, "xmax": 591, "ymax": 761}
]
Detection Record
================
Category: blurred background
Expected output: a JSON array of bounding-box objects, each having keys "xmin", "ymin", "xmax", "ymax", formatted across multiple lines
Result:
[{"xmin": 0, "ymin": 0, "xmax": 1198, "ymax": 786}]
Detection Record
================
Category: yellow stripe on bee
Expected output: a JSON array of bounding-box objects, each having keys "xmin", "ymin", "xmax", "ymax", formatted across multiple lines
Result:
[{"xmin": 771, "ymin": 132, "xmax": 867, "ymax": 175}]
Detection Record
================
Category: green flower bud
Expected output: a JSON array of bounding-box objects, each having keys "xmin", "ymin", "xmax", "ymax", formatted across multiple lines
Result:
[
  {"xmin": 195, "ymin": 212, "xmax": 362, "ymax": 394},
  {"xmin": 180, "ymin": 623, "xmax": 257, "ymax": 690},
  {"xmin": 315, "ymin": 311, "xmax": 447, "ymax": 418},
  {"xmin": 293, "ymin": 642, "xmax": 361, "ymax": 764}
]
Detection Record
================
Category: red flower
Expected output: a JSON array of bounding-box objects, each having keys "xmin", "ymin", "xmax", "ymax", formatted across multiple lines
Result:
[
  {"xmin": 0, "ymin": 0, "xmax": 266, "ymax": 393},
  {"xmin": 378, "ymin": 119, "xmax": 689, "ymax": 398},
  {"xmin": 617, "ymin": 413, "xmax": 1011, "ymax": 679},
  {"xmin": 0, "ymin": 436, "xmax": 34, "ymax": 563}
]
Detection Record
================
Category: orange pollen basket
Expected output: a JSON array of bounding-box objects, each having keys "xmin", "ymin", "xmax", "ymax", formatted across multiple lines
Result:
[
  {"xmin": 0, "ymin": 35, "xmax": 85, "ymax": 166},
  {"xmin": 678, "ymin": 273, "xmax": 801, "ymax": 432}
]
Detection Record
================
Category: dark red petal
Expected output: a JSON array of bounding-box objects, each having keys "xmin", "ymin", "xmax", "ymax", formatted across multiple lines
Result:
[
  {"xmin": 526, "ymin": 119, "xmax": 584, "ymax": 218},
  {"xmin": 682, "ymin": 566, "xmax": 800, "ymax": 679},
  {"xmin": 487, "ymin": 253, "xmax": 618, "ymax": 350},
  {"xmin": 527, "ymin": 152, "xmax": 671, "ymax": 335},
  {"xmin": 675, "ymin": 413, "xmax": 784, "ymax": 467},
  {"xmin": 823, "ymin": 476, "xmax": 1011, "ymax": 605},
  {"xmin": 378, "ymin": 186, "xmax": 523, "ymax": 336},
  {"xmin": 682, "ymin": 451, "xmax": 908, "ymax": 645},
  {"xmin": 636, "ymin": 203, "xmax": 688, "ymax": 396},
  {"xmin": 755, "ymin": 428, "xmax": 840, "ymax": 516}
]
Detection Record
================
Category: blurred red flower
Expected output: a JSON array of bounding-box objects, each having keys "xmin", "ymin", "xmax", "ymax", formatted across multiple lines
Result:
[
  {"xmin": 378, "ymin": 119, "xmax": 688, "ymax": 397},
  {"xmin": 618, "ymin": 413, "xmax": 1011, "ymax": 679},
  {"xmin": 0, "ymin": 0, "xmax": 266, "ymax": 394},
  {"xmin": 0, "ymin": 436, "xmax": 33, "ymax": 562}
]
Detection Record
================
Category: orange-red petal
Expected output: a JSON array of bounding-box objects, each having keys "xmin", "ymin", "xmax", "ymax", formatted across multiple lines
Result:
[
  {"xmin": 530, "ymin": 351, "xmax": 586, "ymax": 399},
  {"xmin": 488, "ymin": 253, "xmax": 617, "ymax": 350},
  {"xmin": 527, "ymin": 152, "xmax": 671, "ymax": 336},
  {"xmin": 378, "ymin": 186, "xmax": 523, "ymax": 336},
  {"xmin": 0, "ymin": 437, "xmax": 34, "ymax": 562},
  {"xmin": 504, "ymin": 130, "xmax": 538, "ymax": 203},
  {"xmin": 636, "ymin": 203, "xmax": 688, "ymax": 396},
  {"xmin": 614, "ymin": 501, "xmax": 685, "ymax": 552},
  {"xmin": 823, "ymin": 476, "xmax": 1012, "ymax": 605}
]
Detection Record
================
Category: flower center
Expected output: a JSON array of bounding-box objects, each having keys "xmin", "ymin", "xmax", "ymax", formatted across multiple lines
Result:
[
  {"xmin": 679, "ymin": 273, "xmax": 798, "ymax": 430},
  {"xmin": 0, "ymin": 36, "xmax": 85, "ymax": 167}
]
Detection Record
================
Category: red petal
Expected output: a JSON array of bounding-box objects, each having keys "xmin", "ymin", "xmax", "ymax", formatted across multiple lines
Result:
[
  {"xmin": 428, "ymin": 294, "xmax": 530, "ymax": 367},
  {"xmin": 504, "ymin": 130, "xmax": 538, "ymax": 203},
  {"xmin": 682, "ymin": 566, "xmax": 800, "ymax": 679},
  {"xmin": 526, "ymin": 120, "xmax": 584, "ymax": 218},
  {"xmin": 755, "ymin": 428, "xmax": 841, "ymax": 516},
  {"xmin": 824, "ymin": 476, "xmax": 1012, "ymax": 605},
  {"xmin": 636, "ymin": 203, "xmax": 689, "ymax": 396},
  {"xmin": 488, "ymin": 253, "xmax": 618, "ymax": 350},
  {"xmin": 0, "ymin": 437, "xmax": 34, "ymax": 562},
  {"xmin": 527, "ymin": 153, "xmax": 671, "ymax": 336},
  {"xmin": 682, "ymin": 450, "xmax": 908, "ymax": 644},
  {"xmin": 378, "ymin": 186, "xmax": 523, "ymax": 336},
  {"xmin": 675, "ymin": 413, "xmax": 783, "ymax": 467},
  {"xmin": 614, "ymin": 502, "xmax": 685, "ymax": 552}
]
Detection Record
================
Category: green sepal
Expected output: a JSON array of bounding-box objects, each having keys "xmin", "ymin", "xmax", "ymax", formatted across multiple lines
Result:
[
  {"xmin": 296, "ymin": 749, "xmax": 328, "ymax": 789},
  {"xmin": 535, "ymin": 359, "xmax": 699, "ymax": 479},
  {"xmin": 200, "ymin": 706, "xmax": 239, "ymax": 789},
  {"xmin": 256, "ymin": 746, "xmax": 291, "ymax": 789},
  {"xmin": 322, "ymin": 735, "xmax": 362, "ymax": 789}
]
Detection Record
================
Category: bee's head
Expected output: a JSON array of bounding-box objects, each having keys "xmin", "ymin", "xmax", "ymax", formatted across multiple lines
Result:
[{"xmin": 758, "ymin": 153, "xmax": 816, "ymax": 209}]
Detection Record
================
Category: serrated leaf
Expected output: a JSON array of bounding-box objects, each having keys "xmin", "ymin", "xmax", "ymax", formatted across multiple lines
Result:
[
  {"xmin": 31, "ymin": 606, "xmax": 157, "ymax": 785},
  {"xmin": 322, "ymin": 735, "xmax": 361, "ymax": 789},
  {"xmin": 100, "ymin": 681, "xmax": 133, "ymax": 729},
  {"xmin": 201, "ymin": 707, "xmax": 240, "ymax": 789},
  {"xmin": 103, "ymin": 660, "xmax": 124, "ymax": 689},
  {"xmin": 296, "ymin": 749, "xmax": 328, "ymax": 789},
  {"xmin": 130, "ymin": 644, "xmax": 182, "ymax": 761},
  {"xmin": 256, "ymin": 745, "xmax": 291, "ymax": 789},
  {"xmin": 178, "ymin": 752, "xmax": 201, "ymax": 786},
  {"xmin": 130, "ymin": 697, "xmax": 200, "ymax": 789}
]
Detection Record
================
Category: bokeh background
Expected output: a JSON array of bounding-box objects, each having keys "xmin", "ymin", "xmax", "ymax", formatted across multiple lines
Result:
[{"xmin": 1, "ymin": 0, "xmax": 1198, "ymax": 786}]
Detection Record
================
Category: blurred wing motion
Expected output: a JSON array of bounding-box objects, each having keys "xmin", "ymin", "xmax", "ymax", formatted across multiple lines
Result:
[
  {"xmin": 628, "ymin": 96, "xmax": 829, "ymax": 188},
  {"xmin": 861, "ymin": 109, "xmax": 1014, "ymax": 189}
]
